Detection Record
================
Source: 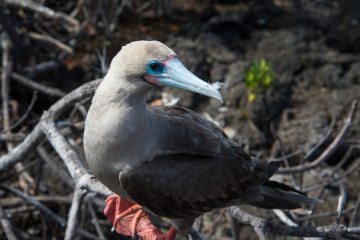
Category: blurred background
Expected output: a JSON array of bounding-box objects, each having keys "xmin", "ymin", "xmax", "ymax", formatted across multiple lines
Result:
[{"xmin": 1, "ymin": 0, "xmax": 360, "ymax": 239}]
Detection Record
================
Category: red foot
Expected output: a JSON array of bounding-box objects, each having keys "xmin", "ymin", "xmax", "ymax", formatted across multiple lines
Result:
[{"xmin": 104, "ymin": 195, "xmax": 178, "ymax": 240}]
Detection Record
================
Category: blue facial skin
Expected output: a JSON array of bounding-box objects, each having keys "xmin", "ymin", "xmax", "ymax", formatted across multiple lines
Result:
[
  {"xmin": 146, "ymin": 60, "xmax": 166, "ymax": 75},
  {"xmin": 144, "ymin": 58, "xmax": 224, "ymax": 102}
]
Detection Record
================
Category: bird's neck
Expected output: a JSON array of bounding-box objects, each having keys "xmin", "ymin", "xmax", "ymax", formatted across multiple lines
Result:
[
  {"xmin": 85, "ymin": 77, "xmax": 155, "ymax": 194},
  {"xmin": 93, "ymin": 77, "xmax": 149, "ymax": 133}
]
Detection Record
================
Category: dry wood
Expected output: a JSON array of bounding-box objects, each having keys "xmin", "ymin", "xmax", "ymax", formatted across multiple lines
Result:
[
  {"xmin": 226, "ymin": 207, "xmax": 353, "ymax": 239},
  {"xmin": 1, "ymin": 91, "xmax": 37, "ymax": 133},
  {"xmin": 276, "ymin": 100, "xmax": 358, "ymax": 174},
  {"xmin": 0, "ymin": 195, "xmax": 72, "ymax": 207},
  {"xmin": 0, "ymin": 184, "xmax": 100, "ymax": 240},
  {"xmin": 0, "ymin": 69, "xmax": 66, "ymax": 97},
  {"xmin": 0, "ymin": 202, "xmax": 20, "ymax": 240},
  {"xmin": 28, "ymin": 32, "xmax": 73, "ymax": 53},
  {"xmin": 4, "ymin": 0, "xmax": 80, "ymax": 32}
]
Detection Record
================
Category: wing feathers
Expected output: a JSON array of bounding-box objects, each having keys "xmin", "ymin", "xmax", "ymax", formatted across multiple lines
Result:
[{"xmin": 148, "ymin": 106, "xmax": 238, "ymax": 157}]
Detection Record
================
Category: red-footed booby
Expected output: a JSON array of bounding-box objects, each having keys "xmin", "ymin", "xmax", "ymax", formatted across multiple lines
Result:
[{"xmin": 84, "ymin": 41, "xmax": 322, "ymax": 240}]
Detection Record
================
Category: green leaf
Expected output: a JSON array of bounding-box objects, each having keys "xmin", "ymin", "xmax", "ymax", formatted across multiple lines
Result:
[{"xmin": 243, "ymin": 59, "xmax": 276, "ymax": 104}]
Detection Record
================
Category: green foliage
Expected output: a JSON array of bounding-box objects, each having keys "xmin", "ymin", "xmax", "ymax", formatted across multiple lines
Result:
[{"xmin": 243, "ymin": 58, "xmax": 276, "ymax": 103}]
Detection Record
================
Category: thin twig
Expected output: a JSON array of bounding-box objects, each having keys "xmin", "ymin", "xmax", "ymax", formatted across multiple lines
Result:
[
  {"xmin": 1, "ymin": 91, "xmax": 38, "ymax": 133},
  {"xmin": 0, "ymin": 69, "xmax": 66, "ymax": 97},
  {"xmin": 4, "ymin": 0, "xmax": 80, "ymax": 32},
  {"xmin": 0, "ymin": 202, "xmax": 20, "ymax": 240},
  {"xmin": 298, "ymin": 207, "xmax": 355, "ymax": 222},
  {"xmin": 226, "ymin": 207, "xmax": 350, "ymax": 239},
  {"xmin": 36, "ymin": 145, "xmax": 75, "ymax": 190},
  {"xmin": 28, "ymin": 32, "xmax": 73, "ymax": 53},
  {"xmin": 0, "ymin": 184, "xmax": 100, "ymax": 240},
  {"xmin": 205, "ymin": 209, "xmax": 225, "ymax": 238},
  {"xmin": 70, "ymin": 0, "xmax": 85, "ymax": 17},
  {"xmin": 64, "ymin": 187, "xmax": 86, "ymax": 240},
  {"xmin": 277, "ymin": 101, "xmax": 358, "ymax": 174},
  {"xmin": 303, "ymin": 117, "xmax": 337, "ymax": 161},
  {"xmin": 270, "ymin": 122, "xmax": 298, "ymax": 187},
  {"xmin": 350, "ymin": 191, "xmax": 360, "ymax": 227},
  {"xmin": 188, "ymin": 228, "xmax": 210, "ymax": 240},
  {"xmin": 1, "ymin": 195, "xmax": 72, "ymax": 207},
  {"xmin": 271, "ymin": 150, "xmax": 303, "ymax": 162},
  {"xmin": 88, "ymin": 196, "xmax": 106, "ymax": 240},
  {"xmin": 303, "ymin": 157, "xmax": 360, "ymax": 192},
  {"xmin": 306, "ymin": 145, "xmax": 355, "ymax": 224},
  {"xmin": 336, "ymin": 196, "xmax": 344, "ymax": 224}
]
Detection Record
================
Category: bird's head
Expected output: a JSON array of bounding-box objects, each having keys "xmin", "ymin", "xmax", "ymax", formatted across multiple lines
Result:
[{"xmin": 107, "ymin": 40, "xmax": 223, "ymax": 102}]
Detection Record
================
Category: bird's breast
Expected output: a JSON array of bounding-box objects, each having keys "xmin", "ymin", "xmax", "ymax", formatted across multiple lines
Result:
[{"xmin": 84, "ymin": 109, "xmax": 156, "ymax": 200}]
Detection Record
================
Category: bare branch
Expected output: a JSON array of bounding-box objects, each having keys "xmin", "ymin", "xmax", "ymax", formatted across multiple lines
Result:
[
  {"xmin": 270, "ymin": 122, "xmax": 297, "ymax": 187},
  {"xmin": 0, "ymin": 69, "xmax": 66, "ymax": 97},
  {"xmin": 40, "ymin": 118, "xmax": 87, "ymax": 181},
  {"xmin": 188, "ymin": 228, "xmax": 210, "ymax": 240},
  {"xmin": 36, "ymin": 145, "xmax": 75, "ymax": 189},
  {"xmin": 230, "ymin": 216, "xmax": 240, "ymax": 240},
  {"xmin": 4, "ymin": 0, "xmax": 80, "ymax": 32},
  {"xmin": 298, "ymin": 207, "xmax": 355, "ymax": 222},
  {"xmin": 0, "ymin": 202, "xmax": 20, "ymax": 240},
  {"xmin": 0, "ymin": 124, "xmax": 44, "ymax": 171},
  {"xmin": 277, "ymin": 100, "xmax": 358, "ymax": 174},
  {"xmin": 0, "ymin": 133, "xmax": 26, "ymax": 142},
  {"xmin": 205, "ymin": 209, "xmax": 225, "ymax": 238},
  {"xmin": 336, "ymin": 196, "xmax": 345, "ymax": 224},
  {"xmin": 1, "ymin": 195, "xmax": 72, "ymax": 207},
  {"xmin": 64, "ymin": 187, "xmax": 86, "ymax": 240},
  {"xmin": 1, "ymin": 91, "xmax": 37, "ymax": 133},
  {"xmin": 88, "ymin": 196, "xmax": 106, "ymax": 240},
  {"xmin": 28, "ymin": 32, "xmax": 73, "ymax": 53},
  {"xmin": 0, "ymin": 184, "xmax": 100, "ymax": 240},
  {"xmin": 350, "ymin": 191, "xmax": 360, "ymax": 227},
  {"xmin": 303, "ymin": 157, "xmax": 360, "ymax": 192},
  {"xmin": 303, "ymin": 117, "xmax": 337, "ymax": 161},
  {"xmin": 226, "ymin": 207, "xmax": 351, "ymax": 239},
  {"xmin": 0, "ymin": 79, "xmax": 102, "ymax": 172}
]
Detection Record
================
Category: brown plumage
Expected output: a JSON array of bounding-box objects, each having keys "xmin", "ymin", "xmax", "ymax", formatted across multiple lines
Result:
[{"xmin": 84, "ymin": 40, "xmax": 322, "ymax": 236}]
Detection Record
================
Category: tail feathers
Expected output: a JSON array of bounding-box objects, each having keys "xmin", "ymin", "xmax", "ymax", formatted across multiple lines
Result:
[
  {"xmin": 248, "ymin": 194, "xmax": 302, "ymax": 209},
  {"xmin": 248, "ymin": 180, "xmax": 323, "ymax": 210}
]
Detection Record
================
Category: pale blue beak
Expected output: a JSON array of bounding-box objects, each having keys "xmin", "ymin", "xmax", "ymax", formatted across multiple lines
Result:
[{"xmin": 150, "ymin": 58, "xmax": 223, "ymax": 103}]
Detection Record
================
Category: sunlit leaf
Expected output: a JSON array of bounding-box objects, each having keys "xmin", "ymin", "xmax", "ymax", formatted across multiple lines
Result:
[{"xmin": 243, "ymin": 59, "xmax": 276, "ymax": 103}]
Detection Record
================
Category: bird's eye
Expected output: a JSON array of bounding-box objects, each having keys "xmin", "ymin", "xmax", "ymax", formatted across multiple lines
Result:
[{"xmin": 148, "ymin": 61, "xmax": 160, "ymax": 71}]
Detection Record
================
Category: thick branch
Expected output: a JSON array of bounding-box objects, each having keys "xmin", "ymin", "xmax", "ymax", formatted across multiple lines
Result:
[
  {"xmin": 40, "ymin": 118, "xmax": 87, "ymax": 181},
  {"xmin": 0, "ymin": 124, "xmax": 44, "ymax": 171},
  {"xmin": 0, "ymin": 79, "xmax": 102, "ymax": 171}
]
